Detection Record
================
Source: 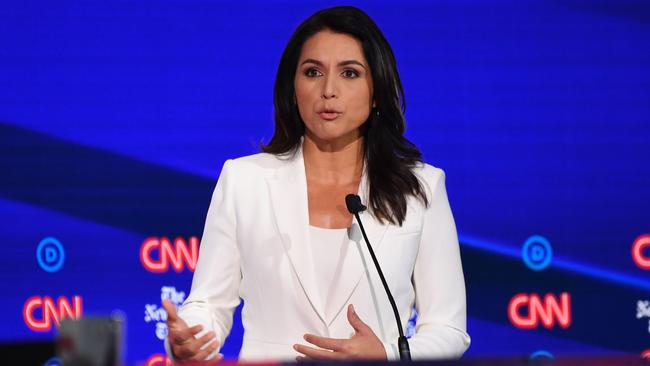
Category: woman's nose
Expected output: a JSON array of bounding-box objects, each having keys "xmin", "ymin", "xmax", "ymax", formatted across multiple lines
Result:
[{"xmin": 321, "ymin": 76, "xmax": 338, "ymax": 99}]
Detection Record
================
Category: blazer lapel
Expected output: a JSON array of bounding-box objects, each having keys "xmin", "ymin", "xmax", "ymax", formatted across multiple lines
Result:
[
  {"xmin": 266, "ymin": 147, "xmax": 327, "ymax": 324},
  {"xmin": 324, "ymin": 170, "xmax": 389, "ymax": 325}
]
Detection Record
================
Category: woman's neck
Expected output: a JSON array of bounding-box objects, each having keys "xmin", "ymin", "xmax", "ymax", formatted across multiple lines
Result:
[{"xmin": 302, "ymin": 133, "xmax": 364, "ymax": 185}]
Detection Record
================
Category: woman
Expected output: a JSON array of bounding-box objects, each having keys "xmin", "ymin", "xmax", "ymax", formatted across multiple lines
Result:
[{"xmin": 164, "ymin": 5, "xmax": 470, "ymax": 362}]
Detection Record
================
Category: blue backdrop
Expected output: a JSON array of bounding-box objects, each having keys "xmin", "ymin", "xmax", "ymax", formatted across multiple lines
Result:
[{"xmin": 1, "ymin": 0, "xmax": 649, "ymax": 365}]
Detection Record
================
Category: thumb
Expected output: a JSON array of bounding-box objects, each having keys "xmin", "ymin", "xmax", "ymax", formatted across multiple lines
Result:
[
  {"xmin": 347, "ymin": 304, "xmax": 369, "ymax": 334},
  {"xmin": 162, "ymin": 299, "xmax": 182, "ymax": 326}
]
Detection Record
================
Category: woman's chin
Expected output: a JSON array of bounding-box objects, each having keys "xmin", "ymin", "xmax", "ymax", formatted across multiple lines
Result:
[{"xmin": 305, "ymin": 130, "xmax": 363, "ymax": 148}]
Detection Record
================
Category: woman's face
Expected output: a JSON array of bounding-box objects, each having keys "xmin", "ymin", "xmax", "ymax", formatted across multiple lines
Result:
[{"xmin": 294, "ymin": 30, "xmax": 374, "ymax": 146}]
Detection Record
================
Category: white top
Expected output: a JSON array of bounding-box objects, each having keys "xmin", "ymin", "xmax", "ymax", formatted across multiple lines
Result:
[{"xmin": 308, "ymin": 225, "xmax": 349, "ymax": 310}]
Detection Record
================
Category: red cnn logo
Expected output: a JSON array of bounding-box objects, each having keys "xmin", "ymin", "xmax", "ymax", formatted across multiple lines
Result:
[
  {"xmin": 508, "ymin": 292, "xmax": 571, "ymax": 329},
  {"xmin": 632, "ymin": 234, "xmax": 650, "ymax": 270},
  {"xmin": 144, "ymin": 354, "xmax": 173, "ymax": 366},
  {"xmin": 23, "ymin": 296, "xmax": 83, "ymax": 332},
  {"xmin": 641, "ymin": 349, "xmax": 650, "ymax": 360},
  {"xmin": 140, "ymin": 237, "xmax": 199, "ymax": 273}
]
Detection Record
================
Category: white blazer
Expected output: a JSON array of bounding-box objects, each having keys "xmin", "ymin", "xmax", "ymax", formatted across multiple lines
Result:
[{"xmin": 168, "ymin": 144, "xmax": 470, "ymax": 361}]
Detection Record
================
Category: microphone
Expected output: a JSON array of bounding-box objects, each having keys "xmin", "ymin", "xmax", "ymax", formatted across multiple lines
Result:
[{"xmin": 345, "ymin": 194, "xmax": 411, "ymax": 361}]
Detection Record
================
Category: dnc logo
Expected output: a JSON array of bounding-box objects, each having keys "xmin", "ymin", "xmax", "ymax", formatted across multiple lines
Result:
[{"xmin": 36, "ymin": 237, "xmax": 65, "ymax": 273}]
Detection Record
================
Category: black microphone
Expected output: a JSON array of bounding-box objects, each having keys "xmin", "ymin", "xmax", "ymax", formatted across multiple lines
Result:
[{"xmin": 345, "ymin": 194, "xmax": 411, "ymax": 361}]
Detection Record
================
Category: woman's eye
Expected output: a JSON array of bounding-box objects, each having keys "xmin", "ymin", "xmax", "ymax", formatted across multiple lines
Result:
[
  {"xmin": 342, "ymin": 69, "xmax": 359, "ymax": 78},
  {"xmin": 305, "ymin": 68, "xmax": 321, "ymax": 77}
]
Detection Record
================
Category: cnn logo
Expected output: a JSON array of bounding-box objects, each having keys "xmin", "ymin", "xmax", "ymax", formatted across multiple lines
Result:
[
  {"xmin": 632, "ymin": 234, "xmax": 650, "ymax": 270},
  {"xmin": 144, "ymin": 354, "xmax": 173, "ymax": 366},
  {"xmin": 508, "ymin": 292, "xmax": 571, "ymax": 329},
  {"xmin": 140, "ymin": 237, "xmax": 199, "ymax": 273},
  {"xmin": 23, "ymin": 296, "xmax": 83, "ymax": 332},
  {"xmin": 641, "ymin": 349, "xmax": 650, "ymax": 360}
]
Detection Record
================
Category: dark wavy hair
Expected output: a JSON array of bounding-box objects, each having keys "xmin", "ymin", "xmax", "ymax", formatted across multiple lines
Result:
[{"xmin": 262, "ymin": 5, "xmax": 428, "ymax": 226}]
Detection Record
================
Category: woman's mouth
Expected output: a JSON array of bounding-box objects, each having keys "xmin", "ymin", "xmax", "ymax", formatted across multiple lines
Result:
[{"xmin": 318, "ymin": 112, "xmax": 341, "ymax": 121}]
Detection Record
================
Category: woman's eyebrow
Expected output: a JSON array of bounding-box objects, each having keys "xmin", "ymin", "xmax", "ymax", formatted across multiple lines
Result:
[{"xmin": 300, "ymin": 58, "xmax": 366, "ymax": 69}]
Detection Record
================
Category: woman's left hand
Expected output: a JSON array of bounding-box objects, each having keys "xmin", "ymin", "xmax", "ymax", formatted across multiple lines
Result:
[{"xmin": 293, "ymin": 304, "xmax": 387, "ymax": 361}]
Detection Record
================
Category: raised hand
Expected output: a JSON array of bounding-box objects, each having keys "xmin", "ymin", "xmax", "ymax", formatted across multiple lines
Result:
[
  {"xmin": 162, "ymin": 299, "xmax": 223, "ymax": 363},
  {"xmin": 293, "ymin": 304, "xmax": 387, "ymax": 361}
]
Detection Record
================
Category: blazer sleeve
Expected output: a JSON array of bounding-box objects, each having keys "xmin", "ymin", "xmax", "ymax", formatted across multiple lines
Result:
[
  {"xmin": 383, "ymin": 168, "xmax": 471, "ymax": 360},
  {"xmin": 165, "ymin": 159, "xmax": 242, "ymax": 360}
]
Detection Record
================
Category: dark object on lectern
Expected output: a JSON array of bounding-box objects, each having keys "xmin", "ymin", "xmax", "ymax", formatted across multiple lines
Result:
[
  {"xmin": 0, "ymin": 340, "xmax": 57, "ymax": 365},
  {"xmin": 346, "ymin": 193, "xmax": 411, "ymax": 361},
  {"xmin": 57, "ymin": 315, "xmax": 124, "ymax": 366}
]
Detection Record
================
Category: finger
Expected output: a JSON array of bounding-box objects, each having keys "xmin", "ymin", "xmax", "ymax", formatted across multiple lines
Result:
[
  {"xmin": 188, "ymin": 324, "xmax": 204, "ymax": 336},
  {"xmin": 296, "ymin": 356, "xmax": 308, "ymax": 362},
  {"xmin": 347, "ymin": 304, "xmax": 370, "ymax": 334},
  {"xmin": 162, "ymin": 299, "xmax": 179, "ymax": 322},
  {"xmin": 211, "ymin": 353, "xmax": 225, "ymax": 363},
  {"xmin": 294, "ymin": 344, "xmax": 344, "ymax": 360},
  {"xmin": 195, "ymin": 330, "xmax": 216, "ymax": 348},
  {"xmin": 189, "ymin": 338, "xmax": 221, "ymax": 362},
  {"xmin": 174, "ymin": 335, "xmax": 214, "ymax": 361},
  {"xmin": 181, "ymin": 324, "xmax": 205, "ymax": 343},
  {"xmin": 175, "ymin": 329, "xmax": 216, "ymax": 361},
  {"xmin": 303, "ymin": 334, "xmax": 345, "ymax": 352}
]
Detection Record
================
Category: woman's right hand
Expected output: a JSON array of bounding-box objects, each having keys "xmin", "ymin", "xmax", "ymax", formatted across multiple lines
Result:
[{"xmin": 162, "ymin": 299, "xmax": 223, "ymax": 363}]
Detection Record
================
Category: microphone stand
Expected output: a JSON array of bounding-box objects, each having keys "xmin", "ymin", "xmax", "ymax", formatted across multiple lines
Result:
[{"xmin": 346, "ymin": 194, "xmax": 411, "ymax": 361}]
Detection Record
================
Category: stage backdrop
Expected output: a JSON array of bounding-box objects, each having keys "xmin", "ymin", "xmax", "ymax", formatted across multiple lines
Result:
[{"xmin": 1, "ymin": 0, "xmax": 649, "ymax": 365}]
